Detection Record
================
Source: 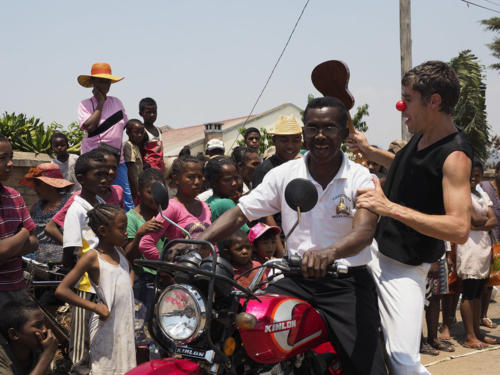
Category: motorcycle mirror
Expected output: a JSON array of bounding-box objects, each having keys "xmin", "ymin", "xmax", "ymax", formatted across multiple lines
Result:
[
  {"xmin": 283, "ymin": 179, "xmax": 318, "ymax": 258},
  {"xmin": 151, "ymin": 181, "xmax": 169, "ymax": 210},
  {"xmin": 284, "ymin": 178, "xmax": 318, "ymax": 213}
]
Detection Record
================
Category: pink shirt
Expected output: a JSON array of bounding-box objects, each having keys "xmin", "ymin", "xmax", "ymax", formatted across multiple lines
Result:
[
  {"xmin": 52, "ymin": 185, "xmax": 124, "ymax": 226},
  {"xmin": 78, "ymin": 96, "xmax": 128, "ymax": 163},
  {"xmin": 139, "ymin": 199, "xmax": 212, "ymax": 260}
]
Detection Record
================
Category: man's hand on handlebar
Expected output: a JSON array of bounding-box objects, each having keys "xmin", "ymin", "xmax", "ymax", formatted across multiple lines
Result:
[{"xmin": 301, "ymin": 248, "xmax": 336, "ymax": 278}]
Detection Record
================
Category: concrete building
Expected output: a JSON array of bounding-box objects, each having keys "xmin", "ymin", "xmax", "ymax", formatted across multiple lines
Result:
[{"xmin": 160, "ymin": 102, "xmax": 303, "ymax": 157}]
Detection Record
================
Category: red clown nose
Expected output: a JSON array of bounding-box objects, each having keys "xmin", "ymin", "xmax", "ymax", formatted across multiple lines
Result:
[{"xmin": 396, "ymin": 100, "xmax": 407, "ymax": 111}]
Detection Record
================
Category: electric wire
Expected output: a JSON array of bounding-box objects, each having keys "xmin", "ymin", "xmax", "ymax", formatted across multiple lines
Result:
[
  {"xmin": 460, "ymin": 0, "xmax": 500, "ymax": 14},
  {"xmin": 229, "ymin": 0, "xmax": 311, "ymax": 150}
]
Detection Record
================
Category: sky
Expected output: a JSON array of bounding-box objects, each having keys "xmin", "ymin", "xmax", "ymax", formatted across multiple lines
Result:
[{"xmin": 1, "ymin": 0, "xmax": 499, "ymax": 150}]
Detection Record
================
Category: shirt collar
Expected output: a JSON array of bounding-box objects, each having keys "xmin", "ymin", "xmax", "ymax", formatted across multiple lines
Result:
[{"xmin": 303, "ymin": 151, "xmax": 350, "ymax": 187}]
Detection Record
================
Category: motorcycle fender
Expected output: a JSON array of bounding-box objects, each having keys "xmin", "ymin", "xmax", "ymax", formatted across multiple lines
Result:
[{"xmin": 125, "ymin": 358, "xmax": 201, "ymax": 375}]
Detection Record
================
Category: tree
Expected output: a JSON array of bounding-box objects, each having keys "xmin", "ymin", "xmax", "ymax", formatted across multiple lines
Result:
[
  {"xmin": 351, "ymin": 103, "xmax": 369, "ymax": 132},
  {"xmin": 0, "ymin": 112, "xmax": 83, "ymax": 154},
  {"xmin": 481, "ymin": 17, "xmax": 500, "ymax": 71},
  {"xmin": 449, "ymin": 50, "xmax": 490, "ymax": 161}
]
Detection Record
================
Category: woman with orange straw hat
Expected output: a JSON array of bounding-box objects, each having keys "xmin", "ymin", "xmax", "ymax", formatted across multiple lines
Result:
[
  {"xmin": 77, "ymin": 62, "xmax": 133, "ymax": 211},
  {"xmin": 20, "ymin": 163, "xmax": 73, "ymax": 264}
]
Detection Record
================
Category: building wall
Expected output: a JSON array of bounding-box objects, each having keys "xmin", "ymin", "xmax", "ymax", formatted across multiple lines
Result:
[
  {"xmin": 5, "ymin": 152, "xmax": 53, "ymax": 206},
  {"xmin": 189, "ymin": 104, "xmax": 303, "ymax": 156}
]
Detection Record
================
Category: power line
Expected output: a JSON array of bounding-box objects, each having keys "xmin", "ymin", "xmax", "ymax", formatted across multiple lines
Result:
[
  {"xmin": 231, "ymin": 0, "xmax": 311, "ymax": 149},
  {"xmin": 482, "ymin": 0, "xmax": 500, "ymax": 8},
  {"xmin": 460, "ymin": 0, "xmax": 500, "ymax": 14}
]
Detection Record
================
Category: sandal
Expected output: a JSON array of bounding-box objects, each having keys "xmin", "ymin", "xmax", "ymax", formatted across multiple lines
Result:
[
  {"xmin": 420, "ymin": 342, "xmax": 440, "ymax": 356},
  {"xmin": 429, "ymin": 340, "xmax": 455, "ymax": 352},
  {"xmin": 481, "ymin": 318, "xmax": 498, "ymax": 329}
]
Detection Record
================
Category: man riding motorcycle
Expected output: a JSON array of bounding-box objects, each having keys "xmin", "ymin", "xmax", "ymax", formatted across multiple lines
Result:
[{"xmin": 195, "ymin": 97, "xmax": 387, "ymax": 375}]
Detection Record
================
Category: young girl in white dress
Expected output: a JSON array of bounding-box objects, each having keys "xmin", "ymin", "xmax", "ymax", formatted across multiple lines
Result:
[
  {"xmin": 56, "ymin": 204, "xmax": 136, "ymax": 374},
  {"xmin": 456, "ymin": 161, "xmax": 498, "ymax": 349}
]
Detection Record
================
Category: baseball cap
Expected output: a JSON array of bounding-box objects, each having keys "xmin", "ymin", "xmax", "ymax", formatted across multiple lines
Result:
[
  {"xmin": 206, "ymin": 138, "xmax": 225, "ymax": 152},
  {"xmin": 248, "ymin": 222, "xmax": 281, "ymax": 244}
]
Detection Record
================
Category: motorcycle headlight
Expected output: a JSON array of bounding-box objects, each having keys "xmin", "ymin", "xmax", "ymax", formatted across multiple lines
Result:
[{"xmin": 156, "ymin": 284, "xmax": 206, "ymax": 344}]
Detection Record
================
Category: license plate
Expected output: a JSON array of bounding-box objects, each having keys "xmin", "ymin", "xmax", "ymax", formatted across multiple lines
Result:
[{"xmin": 175, "ymin": 346, "xmax": 215, "ymax": 363}]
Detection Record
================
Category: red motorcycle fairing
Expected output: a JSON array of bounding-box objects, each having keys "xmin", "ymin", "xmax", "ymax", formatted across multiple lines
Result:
[
  {"xmin": 239, "ymin": 294, "xmax": 329, "ymax": 364},
  {"xmin": 125, "ymin": 358, "xmax": 201, "ymax": 375}
]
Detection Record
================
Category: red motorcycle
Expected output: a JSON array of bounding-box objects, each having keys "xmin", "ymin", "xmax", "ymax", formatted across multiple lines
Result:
[{"xmin": 126, "ymin": 179, "xmax": 347, "ymax": 375}]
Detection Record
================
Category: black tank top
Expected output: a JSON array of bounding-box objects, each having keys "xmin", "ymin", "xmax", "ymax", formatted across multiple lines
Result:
[{"xmin": 375, "ymin": 130, "xmax": 472, "ymax": 265}]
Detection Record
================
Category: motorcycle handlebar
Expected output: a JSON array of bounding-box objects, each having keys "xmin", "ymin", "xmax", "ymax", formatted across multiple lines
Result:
[{"xmin": 285, "ymin": 254, "xmax": 349, "ymax": 276}]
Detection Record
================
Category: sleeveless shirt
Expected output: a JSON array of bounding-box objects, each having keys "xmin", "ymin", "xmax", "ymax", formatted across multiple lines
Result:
[{"xmin": 375, "ymin": 130, "xmax": 472, "ymax": 265}]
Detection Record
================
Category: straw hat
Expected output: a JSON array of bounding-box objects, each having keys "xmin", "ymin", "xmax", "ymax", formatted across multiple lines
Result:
[
  {"xmin": 20, "ymin": 163, "xmax": 74, "ymax": 189},
  {"xmin": 77, "ymin": 62, "xmax": 124, "ymax": 88},
  {"xmin": 269, "ymin": 114, "xmax": 303, "ymax": 135}
]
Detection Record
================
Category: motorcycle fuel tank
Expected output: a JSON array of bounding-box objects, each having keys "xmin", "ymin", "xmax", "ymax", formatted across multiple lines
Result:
[
  {"xmin": 125, "ymin": 358, "xmax": 201, "ymax": 375},
  {"xmin": 239, "ymin": 294, "xmax": 329, "ymax": 364}
]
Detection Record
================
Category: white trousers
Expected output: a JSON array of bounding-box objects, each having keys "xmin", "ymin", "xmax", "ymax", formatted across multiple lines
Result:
[{"xmin": 368, "ymin": 248, "xmax": 431, "ymax": 375}]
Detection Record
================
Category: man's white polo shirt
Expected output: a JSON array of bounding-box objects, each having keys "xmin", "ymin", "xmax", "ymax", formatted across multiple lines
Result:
[{"xmin": 238, "ymin": 152, "xmax": 375, "ymax": 267}]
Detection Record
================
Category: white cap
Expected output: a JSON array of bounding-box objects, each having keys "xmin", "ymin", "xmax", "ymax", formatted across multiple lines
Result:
[{"xmin": 206, "ymin": 138, "xmax": 225, "ymax": 152}]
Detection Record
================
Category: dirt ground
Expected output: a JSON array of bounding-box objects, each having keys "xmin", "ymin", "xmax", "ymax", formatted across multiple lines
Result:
[{"xmin": 421, "ymin": 290, "xmax": 500, "ymax": 374}]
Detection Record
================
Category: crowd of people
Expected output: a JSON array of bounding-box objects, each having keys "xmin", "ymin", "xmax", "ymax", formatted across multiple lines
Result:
[{"xmin": 0, "ymin": 60, "xmax": 498, "ymax": 375}]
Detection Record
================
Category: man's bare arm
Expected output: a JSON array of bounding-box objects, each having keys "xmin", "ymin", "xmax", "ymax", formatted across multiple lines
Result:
[
  {"xmin": 346, "ymin": 130, "xmax": 395, "ymax": 169},
  {"xmin": 356, "ymin": 151, "xmax": 471, "ymax": 244},
  {"xmin": 301, "ymin": 208, "xmax": 378, "ymax": 278},
  {"xmin": 199, "ymin": 206, "xmax": 248, "ymax": 244},
  {"xmin": 0, "ymin": 228, "xmax": 38, "ymax": 264}
]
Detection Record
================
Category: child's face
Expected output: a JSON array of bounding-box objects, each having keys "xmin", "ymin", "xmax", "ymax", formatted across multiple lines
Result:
[
  {"xmin": 255, "ymin": 236, "xmax": 277, "ymax": 261},
  {"xmin": 100, "ymin": 212, "xmax": 128, "ymax": 247},
  {"xmin": 139, "ymin": 179, "xmax": 159, "ymax": 211},
  {"xmin": 77, "ymin": 160, "xmax": 109, "ymax": 195},
  {"xmin": 174, "ymin": 162, "xmax": 203, "ymax": 198},
  {"xmin": 127, "ymin": 124, "xmax": 145, "ymax": 145},
  {"xmin": 33, "ymin": 179, "xmax": 55, "ymax": 200},
  {"xmin": 11, "ymin": 309, "xmax": 47, "ymax": 350},
  {"xmin": 0, "ymin": 141, "xmax": 14, "ymax": 182},
  {"xmin": 471, "ymin": 166, "xmax": 483, "ymax": 190},
  {"xmin": 245, "ymin": 132, "xmax": 261, "ymax": 150},
  {"xmin": 103, "ymin": 154, "xmax": 118, "ymax": 185},
  {"xmin": 140, "ymin": 105, "xmax": 157, "ymax": 125},
  {"xmin": 228, "ymin": 238, "xmax": 252, "ymax": 267},
  {"xmin": 230, "ymin": 175, "xmax": 243, "ymax": 203},
  {"xmin": 214, "ymin": 164, "xmax": 238, "ymax": 198},
  {"xmin": 240, "ymin": 153, "xmax": 261, "ymax": 183},
  {"xmin": 51, "ymin": 137, "xmax": 68, "ymax": 159}
]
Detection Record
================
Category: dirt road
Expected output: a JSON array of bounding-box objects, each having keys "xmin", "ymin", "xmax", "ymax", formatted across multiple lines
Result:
[{"xmin": 421, "ymin": 291, "xmax": 500, "ymax": 374}]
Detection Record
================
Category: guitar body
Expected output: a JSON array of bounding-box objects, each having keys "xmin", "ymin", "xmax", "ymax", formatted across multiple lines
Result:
[{"xmin": 311, "ymin": 60, "xmax": 366, "ymax": 165}]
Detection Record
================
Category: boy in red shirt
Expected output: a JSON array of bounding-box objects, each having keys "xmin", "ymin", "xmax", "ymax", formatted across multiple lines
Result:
[
  {"xmin": 0, "ymin": 136, "xmax": 38, "ymax": 307},
  {"xmin": 139, "ymin": 98, "xmax": 164, "ymax": 172}
]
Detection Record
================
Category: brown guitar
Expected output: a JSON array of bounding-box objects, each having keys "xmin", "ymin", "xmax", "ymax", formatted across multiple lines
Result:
[{"xmin": 311, "ymin": 60, "xmax": 366, "ymax": 165}]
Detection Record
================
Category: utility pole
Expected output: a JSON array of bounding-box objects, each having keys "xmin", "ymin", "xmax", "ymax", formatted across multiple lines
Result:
[{"xmin": 400, "ymin": 0, "xmax": 412, "ymax": 141}]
